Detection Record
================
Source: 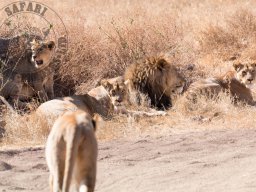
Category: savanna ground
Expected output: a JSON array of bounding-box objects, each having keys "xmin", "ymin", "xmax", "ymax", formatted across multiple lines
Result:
[{"xmin": 1, "ymin": 0, "xmax": 256, "ymax": 191}]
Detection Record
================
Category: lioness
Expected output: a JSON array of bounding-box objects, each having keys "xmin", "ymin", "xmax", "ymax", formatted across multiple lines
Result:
[
  {"xmin": 125, "ymin": 54, "xmax": 186, "ymax": 110},
  {"xmin": 89, "ymin": 76, "xmax": 127, "ymax": 113},
  {"xmin": 186, "ymin": 59, "xmax": 256, "ymax": 105},
  {"xmin": 36, "ymin": 76, "xmax": 127, "ymax": 127},
  {"xmin": 45, "ymin": 110, "xmax": 99, "ymax": 192},
  {"xmin": 27, "ymin": 39, "xmax": 55, "ymax": 101},
  {"xmin": 1, "ymin": 37, "xmax": 55, "ymax": 107}
]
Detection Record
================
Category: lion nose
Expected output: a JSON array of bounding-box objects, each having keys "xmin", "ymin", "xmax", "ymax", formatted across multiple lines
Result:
[
  {"xmin": 116, "ymin": 97, "xmax": 122, "ymax": 103},
  {"xmin": 248, "ymin": 78, "xmax": 253, "ymax": 83}
]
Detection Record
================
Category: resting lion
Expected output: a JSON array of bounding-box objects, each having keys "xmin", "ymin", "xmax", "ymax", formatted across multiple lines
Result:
[
  {"xmin": 36, "ymin": 76, "xmax": 127, "ymax": 126},
  {"xmin": 36, "ymin": 76, "xmax": 167, "ymax": 127},
  {"xmin": 185, "ymin": 59, "xmax": 256, "ymax": 105},
  {"xmin": 88, "ymin": 76, "xmax": 126, "ymax": 113},
  {"xmin": 45, "ymin": 110, "xmax": 99, "ymax": 192},
  {"xmin": 124, "ymin": 54, "xmax": 186, "ymax": 110}
]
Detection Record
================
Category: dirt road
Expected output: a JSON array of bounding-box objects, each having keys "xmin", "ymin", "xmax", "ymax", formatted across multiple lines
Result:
[{"xmin": 0, "ymin": 127, "xmax": 256, "ymax": 192}]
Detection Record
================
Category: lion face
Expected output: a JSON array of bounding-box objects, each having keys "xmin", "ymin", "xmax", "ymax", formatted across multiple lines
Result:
[
  {"xmin": 31, "ymin": 39, "xmax": 55, "ymax": 68},
  {"xmin": 233, "ymin": 60, "xmax": 256, "ymax": 87},
  {"xmin": 101, "ymin": 77, "xmax": 127, "ymax": 107},
  {"xmin": 169, "ymin": 70, "xmax": 186, "ymax": 95},
  {"xmin": 159, "ymin": 63, "xmax": 186, "ymax": 96}
]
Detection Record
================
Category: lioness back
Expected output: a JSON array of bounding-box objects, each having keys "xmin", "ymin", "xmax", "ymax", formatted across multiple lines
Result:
[{"xmin": 45, "ymin": 110, "xmax": 98, "ymax": 192}]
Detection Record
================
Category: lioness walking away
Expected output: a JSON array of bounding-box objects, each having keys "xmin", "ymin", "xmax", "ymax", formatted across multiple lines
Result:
[{"xmin": 45, "ymin": 110, "xmax": 99, "ymax": 192}]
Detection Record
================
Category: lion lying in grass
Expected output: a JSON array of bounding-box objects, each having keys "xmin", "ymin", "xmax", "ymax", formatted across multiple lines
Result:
[
  {"xmin": 36, "ymin": 77, "xmax": 127, "ymax": 126},
  {"xmin": 186, "ymin": 58, "xmax": 256, "ymax": 105},
  {"xmin": 88, "ymin": 76, "xmax": 126, "ymax": 114},
  {"xmin": 36, "ymin": 76, "xmax": 166, "ymax": 127},
  {"xmin": 125, "ymin": 54, "xmax": 186, "ymax": 110}
]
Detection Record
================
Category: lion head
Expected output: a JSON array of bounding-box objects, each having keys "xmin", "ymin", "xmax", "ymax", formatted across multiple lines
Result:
[
  {"xmin": 30, "ymin": 39, "xmax": 55, "ymax": 68},
  {"xmin": 100, "ymin": 76, "xmax": 127, "ymax": 108},
  {"xmin": 125, "ymin": 55, "xmax": 186, "ymax": 109},
  {"xmin": 233, "ymin": 59, "xmax": 256, "ymax": 88}
]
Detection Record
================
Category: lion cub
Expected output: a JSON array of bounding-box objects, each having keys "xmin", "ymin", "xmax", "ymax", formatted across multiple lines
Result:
[
  {"xmin": 45, "ymin": 110, "xmax": 99, "ymax": 192},
  {"xmin": 186, "ymin": 59, "xmax": 256, "ymax": 105}
]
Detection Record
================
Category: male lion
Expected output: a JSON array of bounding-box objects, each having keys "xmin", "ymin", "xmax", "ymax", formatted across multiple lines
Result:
[
  {"xmin": 124, "ymin": 54, "xmax": 186, "ymax": 110},
  {"xmin": 185, "ymin": 58, "xmax": 256, "ymax": 105},
  {"xmin": 45, "ymin": 110, "xmax": 99, "ymax": 192}
]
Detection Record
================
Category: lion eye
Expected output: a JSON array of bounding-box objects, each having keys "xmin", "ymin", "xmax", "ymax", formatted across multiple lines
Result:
[
  {"xmin": 242, "ymin": 71, "xmax": 247, "ymax": 76},
  {"xmin": 111, "ymin": 90, "xmax": 116, "ymax": 95}
]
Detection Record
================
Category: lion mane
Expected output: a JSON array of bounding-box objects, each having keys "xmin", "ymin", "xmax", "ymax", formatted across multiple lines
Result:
[{"xmin": 125, "ymin": 55, "xmax": 185, "ymax": 109}]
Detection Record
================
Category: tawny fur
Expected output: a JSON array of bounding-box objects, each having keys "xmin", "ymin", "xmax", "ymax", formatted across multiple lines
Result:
[
  {"xmin": 45, "ymin": 110, "xmax": 99, "ymax": 192},
  {"xmin": 186, "ymin": 59, "xmax": 256, "ymax": 105},
  {"xmin": 1, "ymin": 37, "xmax": 55, "ymax": 108},
  {"xmin": 89, "ymin": 76, "xmax": 127, "ymax": 112},
  {"xmin": 36, "ymin": 76, "xmax": 127, "ymax": 126},
  {"xmin": 124, "ymin": 54, "xmax": 185, "ymax": 110}
]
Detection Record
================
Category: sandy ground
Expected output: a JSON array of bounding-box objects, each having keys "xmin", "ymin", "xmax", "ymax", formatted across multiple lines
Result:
[{"xmin": 0, "ymin": 127, "xmax": 256, "ymax": 192}]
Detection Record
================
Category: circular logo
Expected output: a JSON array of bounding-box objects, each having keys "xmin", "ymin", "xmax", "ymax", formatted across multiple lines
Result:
[{"xmin": 0, "ymin": 0, "xmax": 68, "ymax": 75}]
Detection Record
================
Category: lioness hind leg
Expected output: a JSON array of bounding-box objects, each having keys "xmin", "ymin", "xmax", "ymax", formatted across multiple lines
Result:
[
  {"xmin": 79, "ymin": 184, "xmax": 88, "ymax": 192},
  {"xmin": 86, "ymin": 173, "xmax": 96, "ymax": 192},
  {"xmin": 49, "ymin": 174, "xmax": 53, "ymax": 192},
  {"xmin": 47, "ymin": 148, "xmax": 65, "ymax": 192},
  {"xmin": 79, "ymin": 171, "xmax": 96, "ymax": 192}
]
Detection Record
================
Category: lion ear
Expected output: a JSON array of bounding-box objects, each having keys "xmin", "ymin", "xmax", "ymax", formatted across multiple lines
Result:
[
  {"xmin": 156, "ymin": 58, "xmax": 168, "ymax": 71},
  {"xmin": 233, "ymin": 61, "xmax": 243, "ymax": 71},
  {"xmin": 101, "ymin": 79, "xmax": 112, "ymax": 91},
  {"xmin": 95, "ymin": 79, "xmax": 101, "ymax": 87},
  {"xmin": 30, "ymin": 39, "xmax": 37, "ymax": 45},
  {"xmin": 47, "ymin": 41, "xmax": 55, "ymax": 50}
]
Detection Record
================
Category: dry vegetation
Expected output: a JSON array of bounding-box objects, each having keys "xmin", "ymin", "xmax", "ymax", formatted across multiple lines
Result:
[{"xmin": 1, "ymin": 0, "xmax": 256, "ymax": 147}]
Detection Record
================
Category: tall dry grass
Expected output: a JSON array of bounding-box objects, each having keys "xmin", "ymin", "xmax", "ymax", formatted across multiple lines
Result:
[{"xmin": 2, "ymin": 0, "xmax": 256, "ymax": 146}]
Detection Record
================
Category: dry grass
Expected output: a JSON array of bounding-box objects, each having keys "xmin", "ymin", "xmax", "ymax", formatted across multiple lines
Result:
[
  {"xmin": 1, "ymin": 111, "xmax": 49, "ymax": 146},
  {"xmin": 2, "ymin": 0, "xmax": 256, "ymax": 147}
]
